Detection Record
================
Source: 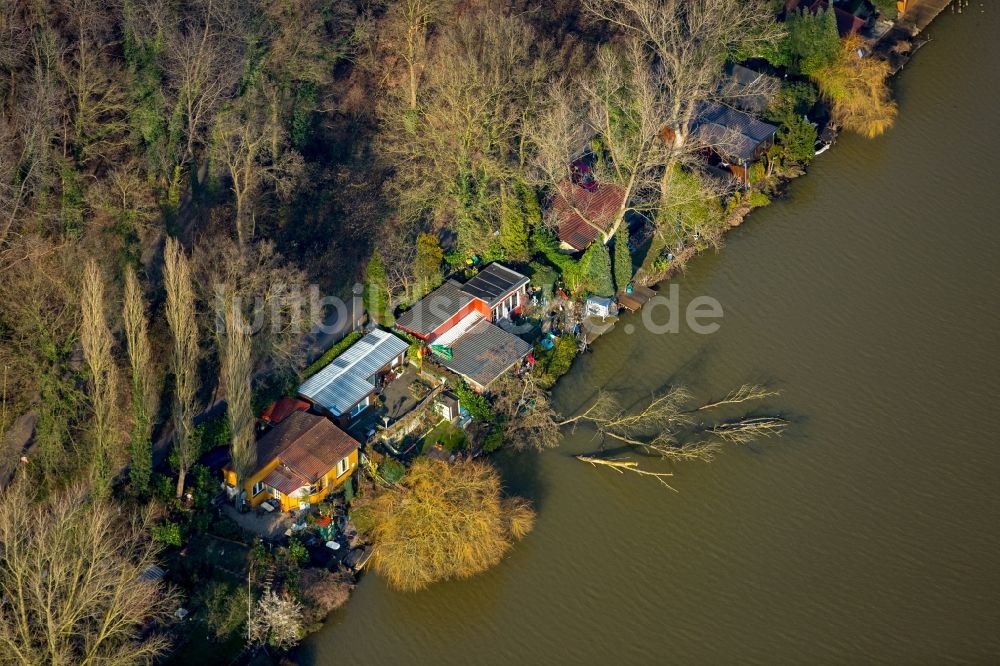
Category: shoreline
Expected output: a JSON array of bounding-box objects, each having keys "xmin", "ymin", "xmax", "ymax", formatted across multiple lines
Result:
[{"xmin": 179, "ymin": 6, "xmax": 949, "ymax": 664}]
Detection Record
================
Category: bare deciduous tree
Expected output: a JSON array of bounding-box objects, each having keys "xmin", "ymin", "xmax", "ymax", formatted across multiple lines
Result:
[
  {"xmin": 163, "ymin": 0, "xmax": 246, "ymax": 172},
  {"xmin": 163, "ymin": 237, "xmax": 200, "ymax": 498},
  {"xmin": 80, "ymin": 259, "xmax": 121, "ymax": 498},
  {"xmin": 378, "ymin": 8, "xmax": 550, "ymax": 253},
  {"xmin": 0, "ymin": 481, "xmax": 174, "ymax": 664},
  {"xmin": 562, "ymin": 384, "xmax": 787, "ymax": 488},
  {"xmin": 379, "ymin": 0, "xmax": 450, "ymax": 110},
  {"xmin": 196, "ymin": 236, "xmax": 308, "ymax": 374},
  {"xmin": 212, "ymin": 97, "xmax": 303, "ymax": 246},
  {"xmin": 491, "ymin": 374, "xmax": 562, "ymax": 452},
  {"xmin": 531, "ymin": 0, "xmax": 783, "ymax": 263},
  {"xmin": 248, "ymin": 589, "xmax": 303, "ymax": 650},
  {"xmin": 585, "ymin": 0, "xmax": 781, "ymax": 181}
]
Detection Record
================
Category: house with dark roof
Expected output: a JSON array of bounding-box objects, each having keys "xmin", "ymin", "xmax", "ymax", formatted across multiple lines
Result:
[
  {"xmin": 395, "ymin": 263, "xmax": 532, "ymax": 391},
  {"xmin": 720, "ymin": 63, "xmax": 780, "ymax": 115},
  {"xmin": 690, "ymin": 101, "xmax": 778, "ymax": 182},
  {"xmin": 297, "ymin": 328, "xmax": 409, "ymax": 428},
  {"xmin": 460, "ymin": 263, "xmax": 530, "ymax": 321},
  {"xmin": 396, "ymin": 263, "xmax": 529, "ymax": 342},
  {"xmin": 547, "ymin": 179, "xmax": 627, "ymax": 252},
  {"xmin": 438, "ymin": 318, "xmax": 532, "ymax": 392},
  {"xmin": 222, "ymin": 411, "xmax": 360, "ymax": 512}
]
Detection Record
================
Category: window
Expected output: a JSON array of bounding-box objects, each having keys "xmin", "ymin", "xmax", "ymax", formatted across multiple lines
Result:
[
  {"xmin": 270, "ymin": 486, "xmax": 282, "ymax": 500},
  {"xmin": 252, "ymin": 481, "xmax": 265, "ymax": 496},
  {"xmin": 349, "ymin": 395, "xmax": 370, "ymax": 418},
  {"xmin": 336, "ymin": 456, "xmax": 350, "ymax": 477}
]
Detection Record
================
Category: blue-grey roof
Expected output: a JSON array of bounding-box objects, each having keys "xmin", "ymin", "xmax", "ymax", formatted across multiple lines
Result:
[
  {"xmin": 720, "ymin": 64, "xmax": 779, "ymax": 114},
  {"xmin": 395, "ymin": 280, "xmax": 473, "ymax": 337},
  {"xmin": 691, "ymin": 101, "xmax": 778, "ymax": 162},
  {"xmin": 298, "ymin": 329, "xmax": 409, "ymax": 416},
  {"xmin": 441, "ymin": 319, "xmax": 531, "ymax": 389}
]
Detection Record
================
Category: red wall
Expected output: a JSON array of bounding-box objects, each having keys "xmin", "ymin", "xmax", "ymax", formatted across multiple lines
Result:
[{"xmin": 430, "ymin": 299, "xmax": 491, "ymax": 339}]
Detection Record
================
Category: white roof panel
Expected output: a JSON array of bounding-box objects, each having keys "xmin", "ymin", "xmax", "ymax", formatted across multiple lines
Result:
[{"xmin": 298, "ymin": 329, "xmax": 409, "ymax": 416}]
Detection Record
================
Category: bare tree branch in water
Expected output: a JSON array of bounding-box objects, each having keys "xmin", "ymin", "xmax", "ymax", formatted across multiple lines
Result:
[
  {"xmin": 694, "ymin": 384, "xmax": 779, "ymax": 411},
  {"xmin": 707, "ymin": 416, "xmax": 789, "ymax": 445},
  {"xmin": 575, "ymin": 455, "xmax": 677, "ymax": 492}
]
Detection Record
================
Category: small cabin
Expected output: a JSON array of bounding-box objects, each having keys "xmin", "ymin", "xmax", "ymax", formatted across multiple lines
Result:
[{"xmin": 586, "ymin": 296, "xmax": 617, "ymax": 319}]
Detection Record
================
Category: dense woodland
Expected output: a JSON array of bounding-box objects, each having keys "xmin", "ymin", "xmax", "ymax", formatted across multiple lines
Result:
[{"xmin": 0, "ymin": 0, "xmax": 897, "ymax": 662}]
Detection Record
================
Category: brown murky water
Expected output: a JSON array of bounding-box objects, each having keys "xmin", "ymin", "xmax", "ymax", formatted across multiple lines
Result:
[{"xmin": 300, "ymin": 9, "xmax": 1000, "ymax": 664}]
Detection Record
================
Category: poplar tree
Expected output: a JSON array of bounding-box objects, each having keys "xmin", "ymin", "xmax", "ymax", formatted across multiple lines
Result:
[
  {"xmin": 613, "ymin": 224, "xmax": 632, "ymax": 292},
  {"xmin": 221, "ymin": 297, "xmax": 255, "ymax": 499},
  {"xmin": 164, "ymin": 238, "xmax": 200, "ymax": 498},
  {"xmin": 80, "ymin": 260, "xmax": 121, "ymax": 499},
  {"xmin": 123, "ymin": 267, "xmax": 157, "ymax": 495}
]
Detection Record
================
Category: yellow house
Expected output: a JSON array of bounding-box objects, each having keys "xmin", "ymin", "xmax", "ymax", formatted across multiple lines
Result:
[{"xmin": 223, "ymin": 411, "xmax": 360, "ymax": 512}]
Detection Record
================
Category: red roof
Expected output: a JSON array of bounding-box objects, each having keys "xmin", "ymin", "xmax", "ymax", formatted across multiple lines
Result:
[
  {"xmin": 548, "ymin": 180, "xmax": 626, "ymax": 251},
  {"xmin": 260, "ymin": 397, "xmax": 311, "ymax": 425}
]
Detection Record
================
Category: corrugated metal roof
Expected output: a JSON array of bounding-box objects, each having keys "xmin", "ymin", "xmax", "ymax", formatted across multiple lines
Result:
[
  {"xmin": 442, "ymin": 319, "xmax": 531, "ymax": 389},
  {"xmin": 298, "ymin": 329, "xmax": 409, "ymax": 416},
  {"xmin": 460, "ymin": 263, "xmax": 529, "ymax": 307},
  {"xmin": 432, "ymin": 310, "xmax": 484, "ymax": 348},
  {"xmin": 691, "ymin": 101, "xmax": 777, "ymax": 162},
  {"xmin": 395, "ymin": 280, "xmax": 473, "ymax": 337}
]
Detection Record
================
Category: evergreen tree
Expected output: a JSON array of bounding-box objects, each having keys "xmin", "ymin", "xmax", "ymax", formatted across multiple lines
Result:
[
  {"xmin": 613, "ymin": 224, "xmax": 632, "ymax": 292},
  {"xmin": 516, "ymin": 181, "xmax": 542, "ymax": 230},
  {"xmin": 414, "ymin": 233, "xmax": 444, "ymax": 297},
  {"xmin": 365, "ymin": 250, "xmax": 394, "ymax": 326},
  {"xmin": 778, "ymin": 114, "xmax": 817, "ymax": 163},
  {"xmin": 786, "ymin": 8, "xmax": 840, "ymax": 76},
  {"xmin": 499, "ymin": 190, "xmax": 530, "ymax": 261},
  {"xmin": 582, "ymin": 241, "xmax": 614, "ymax": 297}
]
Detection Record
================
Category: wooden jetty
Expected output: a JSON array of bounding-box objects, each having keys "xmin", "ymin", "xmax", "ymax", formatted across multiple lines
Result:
[
  {"xmin": 617, "ymin": 285, "xmax": 656, "ymax": 312},
  {"xmin": 899, "ymin": 0, "xmax": 952, "ymax": 36}
]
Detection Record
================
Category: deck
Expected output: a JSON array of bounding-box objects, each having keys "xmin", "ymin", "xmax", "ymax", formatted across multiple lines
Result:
[{"xmin": 616, "ymin": 285, "xmax": 656, "ymax": 312}]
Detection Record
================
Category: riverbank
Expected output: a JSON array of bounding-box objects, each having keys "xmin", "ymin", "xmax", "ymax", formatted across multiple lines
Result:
[
  {"xmin": 172, "ymin": 5, "xmax": 950, "ymax": 663},
  {"xmin": 299, "ymin": 4, "xmax": 1000, "ymax": 662}
]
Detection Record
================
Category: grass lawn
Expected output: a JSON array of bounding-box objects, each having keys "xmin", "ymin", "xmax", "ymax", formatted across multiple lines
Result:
[{"xmin": 420, "ymin": 419, "xmax": 467, "ymax": 453}]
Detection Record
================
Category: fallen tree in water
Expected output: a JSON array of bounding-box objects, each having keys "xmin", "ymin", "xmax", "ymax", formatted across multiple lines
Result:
[
  {"xmin": 561, "ymin": 384, "xmax": 788, "ymax": 488},
  {"xmin": 575, "ymin": 456, "xmax": 678, "ymax": 491}
]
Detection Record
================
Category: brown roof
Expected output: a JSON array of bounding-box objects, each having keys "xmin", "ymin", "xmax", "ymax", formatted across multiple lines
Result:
[
  {"xmin": 548, "ymin": 180, "xmax": 626, "ymax": 251},
  {"xmin": 261, "ymin": 466, "xmax": 308, "ymax": 495},
  {"xmin": 254, "ymin": 411, "xmax": 359, "ymax": 483}
]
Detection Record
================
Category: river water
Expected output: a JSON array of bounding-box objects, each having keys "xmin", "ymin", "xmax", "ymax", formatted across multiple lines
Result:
[{"xmin": 300, "ymin": 9, "xmax": 1000, "ymax": 664}]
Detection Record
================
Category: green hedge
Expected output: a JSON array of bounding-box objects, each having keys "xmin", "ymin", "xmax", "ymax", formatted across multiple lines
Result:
[{"xmin": 302, "ymin": 330, "xmax": 363, "ymax": 379}]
